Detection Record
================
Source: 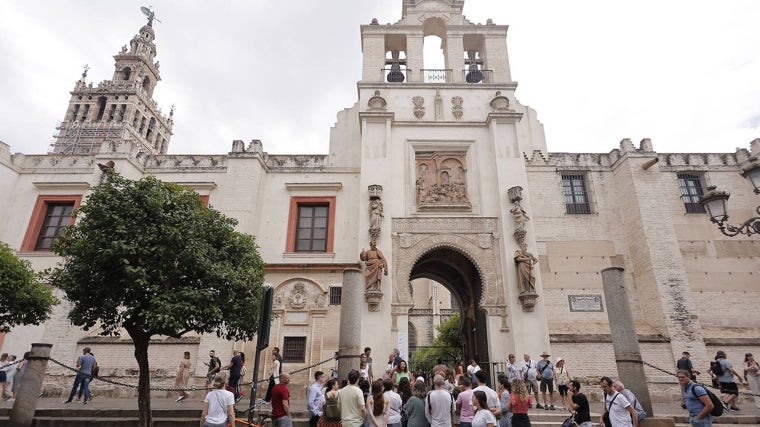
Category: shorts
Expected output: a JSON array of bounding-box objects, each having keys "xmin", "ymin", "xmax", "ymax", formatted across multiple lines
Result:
[
  {"xmin": 719, "ymin": 382, "xmax": 738, "ymax": 395},
  {"xmin": 558, "ymin": 384, "xmax": 568, "ymax": 396},
  {"xmin": 524, "ymin": 379, "xmax": 538, "ymax": 394},
  {"xmin": 540, "ymin": 378, "xmax": 554, "ymax": 393}
]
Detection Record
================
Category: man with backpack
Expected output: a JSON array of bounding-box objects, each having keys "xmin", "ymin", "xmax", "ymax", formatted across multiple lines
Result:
[
  {"xmin": 678, "ymin": 369, "xmax": 715, "ymax": 426},
  {"xmin": 710, "ymin": 350, "xmax": 744, "ymax": 411}
]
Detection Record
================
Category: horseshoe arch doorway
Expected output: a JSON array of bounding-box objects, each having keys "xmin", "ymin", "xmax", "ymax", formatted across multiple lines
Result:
[{"xmin": 407, "ymin": 246, "xmax": 489, "ymax": 364}]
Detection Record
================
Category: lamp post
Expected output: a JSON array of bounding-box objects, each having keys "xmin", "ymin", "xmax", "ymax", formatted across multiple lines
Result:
[{"xmin": 700, "ymin": 163, "xmax": 760, "ymax": 237}]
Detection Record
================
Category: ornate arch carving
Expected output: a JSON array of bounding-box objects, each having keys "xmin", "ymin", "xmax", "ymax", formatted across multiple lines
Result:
[{"xmin": 391, "ymin": 229, "xmax": 504, "ymax": 312}]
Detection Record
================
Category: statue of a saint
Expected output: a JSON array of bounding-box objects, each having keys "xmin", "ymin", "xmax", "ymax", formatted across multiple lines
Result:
[
  {"xmin": 514, "ymin": 243, "xmax": 538, "ymax": 294},
  {"xmin": 369, "ymin": 199, "xmax": 383, "ymax": 235},
  {"xmin": 510, "ymin": 205, "xmax": 529, "ymax": 231},
  {"xmin": 360, "ymin": 240, "xmax": 388, "ymax": 291},
  {"xmin": 434, "ymin": 88, "xmax": 443, "ymax": 121}
]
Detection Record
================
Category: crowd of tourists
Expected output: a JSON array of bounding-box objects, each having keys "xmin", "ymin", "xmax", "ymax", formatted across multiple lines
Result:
[{"xmin": 41, "ymin": 344, "xmax": 759, "ymax": 427}]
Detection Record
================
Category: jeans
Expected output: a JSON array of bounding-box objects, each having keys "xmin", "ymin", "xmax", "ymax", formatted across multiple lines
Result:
[
  {"xmin": 578, "ymin": 422, "xmax": 592, "ymax": 427},
  {"xmin": 274, "ymin": 415, "xmax": 293, "ymax": 427},
  {"xmin": 690, "ymin": 415, "xmax": 712, "ymax": 427},
  {"xmin": 66, "ymin": 373, "xmax": 91, "ymax": 401}
]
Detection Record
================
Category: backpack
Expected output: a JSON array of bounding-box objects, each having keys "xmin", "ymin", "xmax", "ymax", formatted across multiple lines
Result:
[
  {"xmin": 710, "ymin": 361, "xmax": 724, "ymax": 376},
  {"xmin": 690, "ymin": 384, "xmax": 723, "ymax": 417},
  {"xmin": 91, "ymin": 361, "xmax": 99, "ymax": 378}
]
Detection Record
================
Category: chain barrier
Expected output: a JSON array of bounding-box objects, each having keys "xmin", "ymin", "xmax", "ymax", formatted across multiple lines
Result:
[
  {"xmin": 48, "ymin": 356, "xmax": 335, "ymax": 392},
  {"xmin": 0, "ymin": 359, "xmax": 24, "ymax": 370},
  {"xmin": 641, "ymin": 359, "xmax": 760, "ymax": 398},
  {"xmin": 43, "ymin": 355, "xmax": 760, "ymax": 399}
]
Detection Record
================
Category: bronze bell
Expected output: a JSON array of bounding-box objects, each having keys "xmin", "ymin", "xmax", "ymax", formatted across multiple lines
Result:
[
  {"xmin": 465, "ymin": 63, "xmax": 483, "ymax": 83},
  {"xmin": 387, "ymin": 63, "xmax": 405, "ymax": 83}
]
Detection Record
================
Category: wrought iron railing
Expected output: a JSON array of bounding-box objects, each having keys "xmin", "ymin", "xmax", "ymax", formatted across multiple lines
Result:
[{"xmin": 420, "ymin": 68, "xmax": 452, "ymax": 83}]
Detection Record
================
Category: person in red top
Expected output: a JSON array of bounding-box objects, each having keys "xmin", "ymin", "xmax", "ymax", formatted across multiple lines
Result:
[
  {"xmin": 272, "ymin": 372, "xmax": 292, "ymax": 427},
  {"xmin": 506, "ymin": 379, "xmax": 532, "ymax": 427}
]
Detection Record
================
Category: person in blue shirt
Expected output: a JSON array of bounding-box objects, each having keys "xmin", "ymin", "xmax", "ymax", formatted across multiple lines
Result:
[
  {"xmin": 678, "ymin": 369, "xmax": 714, "ymax": 427},
  {"xmin": 307, "ymin": 371, "xmax": 326, "ymax": 427},
  {"xmin": 536, "ymin": 352, "xmax": 555, "ymax": 410}
]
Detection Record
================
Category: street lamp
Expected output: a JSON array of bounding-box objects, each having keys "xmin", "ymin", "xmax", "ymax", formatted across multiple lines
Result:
[{"xmin": 700, "ymin": 163, "xmax": 760, "ymax": 237}]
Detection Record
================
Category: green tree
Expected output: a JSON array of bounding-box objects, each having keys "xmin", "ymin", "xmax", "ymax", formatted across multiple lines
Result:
[
  {"xmin": 412, "ymin": 313, "xmax": 462, "ymax": 366},
  {"xmin": 0, "ymin": 241, "xmax": 58, "ymax": 331},
  {"xmin": 48, "ymin": 170, "xmax": 266, "ymax": 427}
]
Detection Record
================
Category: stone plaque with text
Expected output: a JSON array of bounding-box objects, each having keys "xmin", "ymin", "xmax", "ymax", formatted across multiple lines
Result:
[{"xmin": 568, "ymin": 295, "xmax": 604, "ymax": 312}]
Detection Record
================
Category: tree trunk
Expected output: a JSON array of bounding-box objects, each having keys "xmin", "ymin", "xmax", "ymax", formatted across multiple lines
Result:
[{"xmin": 129, "ymin": 328, "xmax": 153, "ymax": 427}]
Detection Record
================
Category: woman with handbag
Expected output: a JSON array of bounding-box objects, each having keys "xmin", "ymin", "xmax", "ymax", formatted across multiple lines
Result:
[{"xmin": 200, "ymin": 373, "xmax": 235, "ymax": 427}]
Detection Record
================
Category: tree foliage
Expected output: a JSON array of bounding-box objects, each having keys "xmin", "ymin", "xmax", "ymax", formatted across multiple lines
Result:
[
  {"xmin": 0, "ymin": 241, "xmax": 58, "ymax": 331},
  {"xmin": 48, "ymin": 169, "xmax": 266, "ymax": 426},
  {"xmin": 412, "ymin": 313, "xmax": 462, "ymax": 365}
]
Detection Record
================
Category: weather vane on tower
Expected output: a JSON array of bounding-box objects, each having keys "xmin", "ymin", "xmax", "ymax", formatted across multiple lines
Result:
[{"xmin": 140, "ymin": 6, "xmax": 161, "ymax": 27}]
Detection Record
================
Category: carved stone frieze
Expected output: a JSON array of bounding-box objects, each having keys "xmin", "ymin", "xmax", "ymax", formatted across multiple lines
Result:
[
  {"xmin": 393, "ymin": 217, "xmax": 497, "ymax": 234},
  {"xmin": 415, "ymin": 151, "xmax": 471, "ymax": 210}
]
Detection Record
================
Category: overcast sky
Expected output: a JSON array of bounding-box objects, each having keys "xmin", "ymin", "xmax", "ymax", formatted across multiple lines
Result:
[{"xmin": 1, "ymin": 1, "xmax": 759, "ymax": 156}]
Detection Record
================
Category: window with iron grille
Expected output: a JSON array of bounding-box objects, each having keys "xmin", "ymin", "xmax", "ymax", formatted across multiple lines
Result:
[
  {"xmin": 282, "ymin": 336, "xmax": 307, "ymax": 363},
  {"xmin": 35, "ymin": 203, "xmax": 75, "ymax": 250},
  {"xmin": 561, "ymin": 173, "xmax": 591, "ymax": 214},
  {"xmin": 296, "ymin": 204, "xmax": 329, "ymax": 252},
  {"xmin": 329, "ymin": 286, "xmax": 342, "ymax": 305},
  {"xmin": 677, "ymin": 173, "xmax": 706, "ymax": 214}
]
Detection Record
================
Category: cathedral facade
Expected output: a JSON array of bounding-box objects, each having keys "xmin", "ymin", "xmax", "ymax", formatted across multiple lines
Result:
[{"xmin": 1, "ymin": 0, "xmax": 759, "ymax": 398}]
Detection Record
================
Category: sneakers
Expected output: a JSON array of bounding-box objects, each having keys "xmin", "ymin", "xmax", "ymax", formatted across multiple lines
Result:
[
  {"xmin": 83, "ymin": 400, "xmax": 88, "ymax": 405},
  {"xmin": 536, "ymin": 404, "xmax": 544, "ymax": 409},
  {"xmin": 63, "ymin": 400, "xmax": 72, "ymax": 404},
  {"xmin": 730, "ymin": 406, "xmax": 740, "ymax": 411},
  {"xmin": 721, "ymin": 401, "xmax": 729, "ymax": 411},
  {"xmin": 235, "ymin": 395, "xmax": 243, "ymax": 403},
  {"xmin": 175, "ymin": 396, "xmax": 185, "ymax": 403},
  {"xmin": 549, "ymin": 405, "xmax": 556, "ymax": 410}
]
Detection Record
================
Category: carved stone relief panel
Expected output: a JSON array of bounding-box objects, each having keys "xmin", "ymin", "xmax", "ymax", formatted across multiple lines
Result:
[
  {"xmin": 273, "ymin": 279, "xmax": 326, "ymax": 312},
  {"xmin": 415, "ymin": 151, "xmax": 471, "ymax": 211}
]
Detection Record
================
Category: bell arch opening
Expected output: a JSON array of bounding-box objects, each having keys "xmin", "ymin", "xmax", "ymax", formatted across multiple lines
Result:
[{"xmin": 408, "ymin": 246, "xmax": 489, "ymax": 366}]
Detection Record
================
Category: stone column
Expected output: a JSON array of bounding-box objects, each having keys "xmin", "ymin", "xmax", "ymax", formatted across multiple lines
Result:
[
  {"xmin": 601, "ymin": 267, "xmax": 653, "ymax": 417},
  {"xmin": 339, "ymin": 269, "xmax": 363, "ymax": 381},
  {"xmin": 9, "ymin": 343, "xmax": 52, "ymax": 427}
]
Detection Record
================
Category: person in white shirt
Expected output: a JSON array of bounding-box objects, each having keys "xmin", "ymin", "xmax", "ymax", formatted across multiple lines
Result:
[
  {"xmin": 599, "ymin": 376, "xmax": 638, "ymax": 427},
  {"xmin": 384, "ymin": 379, "xmax": 403, "ymax": 427},
  {"xmin": 505, "ymin": 354, "xmax": 521, "ymax": 382},
  {"xmin": 520, "ymin": 354, "xmax": 538, "ymax": 407},
  {"xmin": 425, "ymin": 375, "xmax": 455, "ymax": 427},
  {"xmin": 467, "ymin": 360, "xmax": 481, "ymax": 384},
  {"xmin": 472, "ymin": 370, "xmax": 500, "ymax": 419},
  {"xmin": 200, "ymin": 374, "xmax": 236, "ymax": 427}
]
